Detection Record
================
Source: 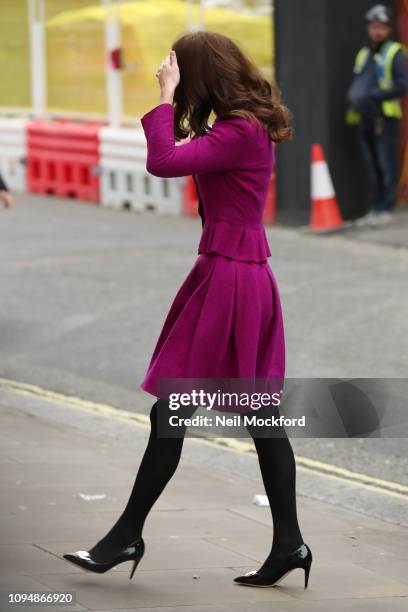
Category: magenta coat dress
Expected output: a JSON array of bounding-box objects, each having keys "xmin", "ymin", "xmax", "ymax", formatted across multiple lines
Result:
[{"xmin": 139, "ymin": 102, "xmax": 285, "ymax": 398}]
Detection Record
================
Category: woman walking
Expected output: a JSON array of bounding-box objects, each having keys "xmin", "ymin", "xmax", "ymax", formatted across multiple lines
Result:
[{"xmin": 63, "ymin": 31, "xmax": 312, "ymax": 589}]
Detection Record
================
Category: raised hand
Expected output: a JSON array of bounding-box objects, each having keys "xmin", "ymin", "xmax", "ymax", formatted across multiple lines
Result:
[{"xmin": 155, "ymin": 49, "xmax": 180, "ymax": 95}]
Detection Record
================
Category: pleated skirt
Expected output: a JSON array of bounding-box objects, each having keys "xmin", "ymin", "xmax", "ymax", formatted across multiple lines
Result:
[{"xmin": 140, "ymin": 252, "xmax": 285, "ymax": 398}]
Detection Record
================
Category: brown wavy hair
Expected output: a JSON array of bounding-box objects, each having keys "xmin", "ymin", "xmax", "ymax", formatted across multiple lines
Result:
[{"xmin": 171, "ymin": 30, "xmax": 293, "ymax": 144}]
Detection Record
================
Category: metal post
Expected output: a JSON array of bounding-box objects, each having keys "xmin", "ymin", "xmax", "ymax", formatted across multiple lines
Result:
[
  {"xmin": 28, "ymin": 0, "xmax": 47, "ymax": 118},
  {"xmin": 187, "ymin": 0, "xmax": 204, "ymax": 32},
  {"xmin": 103, "ymin": 0, "xmax": 123, "ymax": 128},
  {"xmin": 187, "ymin": 0, "xmax": 193, "ymax": 30},
  {"xmin": 199, "ymin": 0, "xmax": 205, "ymax": 30}
]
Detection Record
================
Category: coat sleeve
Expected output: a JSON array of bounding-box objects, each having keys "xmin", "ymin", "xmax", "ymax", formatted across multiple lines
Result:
[{"xmin": 140, "ymin": 102, "xmax": 255, "ymax": 178}]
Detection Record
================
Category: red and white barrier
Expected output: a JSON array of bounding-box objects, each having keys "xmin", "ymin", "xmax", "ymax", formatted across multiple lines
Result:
[
  {"xmin": 27, "ymin": 120, "xmax": 102, "ymax": 202},
  {"xmin": 0, "ymin": 118, "xmax": 28, "ymax": 192},
  {"xmin": 0, "ymin": 115, "xmax": 276, "ymax": 224},
  {"xmin": 99, "ymin": 126, "xmax": 183, "ymax": 214}
]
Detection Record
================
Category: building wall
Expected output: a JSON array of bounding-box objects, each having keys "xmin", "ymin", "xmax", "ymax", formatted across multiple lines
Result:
[{"xmin": 274, "ymin": 0, "xmax": 396, "ymax": 225}]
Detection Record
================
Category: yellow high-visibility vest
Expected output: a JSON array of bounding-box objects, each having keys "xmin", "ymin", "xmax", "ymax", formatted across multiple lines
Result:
[{"xmin": 346, "ymin": 41, "xmax": 406, "ymax": 125}]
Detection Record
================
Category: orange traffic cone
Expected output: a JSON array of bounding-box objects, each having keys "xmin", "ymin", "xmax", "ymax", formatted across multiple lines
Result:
[
  {"xmin": 182, "ymin": 175, "xmax": 199, "ymax": 217},
  {"xmin": 310, "ymin": 143, "xmax": 344, "ymax": 231},
  {"xmin": 263, "ymin": 171, "xmax": 277, "ymax": 225}
]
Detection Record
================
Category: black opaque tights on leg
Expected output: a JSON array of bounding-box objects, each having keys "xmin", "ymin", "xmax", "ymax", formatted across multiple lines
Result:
[
  {"xmin": 248, "ymin": 426, "xmax": 304, "ymax": 566},
  {"xmin": 88, "ymin": 401, "xmax": 304, "ymax": 565},
  {"xmin": 88, "ymin": 399, "xmax": 195, "ymax": 563}
]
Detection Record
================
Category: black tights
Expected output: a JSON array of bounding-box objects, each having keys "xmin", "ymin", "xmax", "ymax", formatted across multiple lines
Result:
[{"xmin": 88, "ymin": 400, "xmax": 304, "ymax": 563}]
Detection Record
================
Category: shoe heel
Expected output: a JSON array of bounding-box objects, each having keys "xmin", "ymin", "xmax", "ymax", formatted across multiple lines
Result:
[
  {"xmin": 129, "ymin": 557, "xmax": 141, "ymax": 580},
  {"xmin": 304, "ymin": 562, "xmax": 311, "ymax": 589}
]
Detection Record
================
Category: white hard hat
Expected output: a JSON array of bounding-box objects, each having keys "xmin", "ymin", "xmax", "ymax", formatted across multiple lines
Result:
[{"xmin": 365, "ymin": 4, "xmax": 392, "ymax": 23}]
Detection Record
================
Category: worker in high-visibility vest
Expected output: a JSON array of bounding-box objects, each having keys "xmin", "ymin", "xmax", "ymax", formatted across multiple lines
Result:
[{"xmin": 346, "ymin": 4, "xmax": 408, "ymax": 226}]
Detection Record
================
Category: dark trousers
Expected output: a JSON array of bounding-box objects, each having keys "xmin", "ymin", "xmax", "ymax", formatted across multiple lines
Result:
[{"xmin": 357, "ymin": 116, "xmax": 401, "ymax": 213}]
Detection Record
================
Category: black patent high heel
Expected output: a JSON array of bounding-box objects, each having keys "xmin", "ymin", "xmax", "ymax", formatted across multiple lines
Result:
[
  {"xmin": 63, "ymin": 537, "xmax": 145, "ymax": 579},
  {"xmin": 233, "ymin": 543, "xmax": 312, "ymax": 589}
]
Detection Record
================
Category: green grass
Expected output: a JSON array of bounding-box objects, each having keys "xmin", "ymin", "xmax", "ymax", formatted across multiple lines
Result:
[
  {"xmin": 0, "ymin": 0, "xmax": 274, "ymax": 118},
  {"xmin": 0, "ymin": 1, "xmax": 30, "ymax": 107}
]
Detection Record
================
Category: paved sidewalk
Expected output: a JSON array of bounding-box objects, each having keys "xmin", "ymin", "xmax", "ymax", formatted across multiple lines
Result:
[
  {"xmin": 1, "ymin": 387, "xmax": 408, "ymax": 612},
  {"xmin": 299, "ymin": 202, "xmax": 408, "ymax": 250}
]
